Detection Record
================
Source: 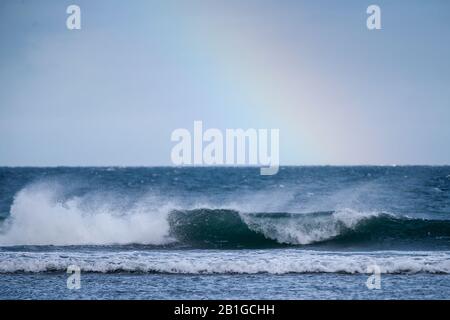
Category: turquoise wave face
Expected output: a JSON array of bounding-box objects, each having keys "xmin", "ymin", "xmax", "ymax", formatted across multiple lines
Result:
[{"xmin": 169, "ymin": 209, "xmax": 450, "ymax": 249}]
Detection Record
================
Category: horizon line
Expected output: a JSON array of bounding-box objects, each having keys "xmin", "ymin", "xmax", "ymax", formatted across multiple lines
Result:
[{"xmin": 1, "ymin": 164, "xmax": 449, "ymax": 168}]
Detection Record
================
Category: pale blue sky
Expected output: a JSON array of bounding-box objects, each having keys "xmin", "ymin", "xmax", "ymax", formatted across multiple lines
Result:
[{"xmin": 0, "ymin": 0, "xmax": 449, "ymax": 166}]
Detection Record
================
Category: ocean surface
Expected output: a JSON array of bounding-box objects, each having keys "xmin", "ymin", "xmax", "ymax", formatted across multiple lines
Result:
[{"xmin": 0, "ymin": 166, "xmax": 449, "ymax": 299}]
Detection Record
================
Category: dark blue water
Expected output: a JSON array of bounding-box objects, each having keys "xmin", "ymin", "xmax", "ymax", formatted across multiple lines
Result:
[
  {"xmin": 1, "ymin": 167, "xmax": 450, "ymax": 299},
  {"xmin": 2, "ymin": 273, "xmax": 450, "ymax": 300}
]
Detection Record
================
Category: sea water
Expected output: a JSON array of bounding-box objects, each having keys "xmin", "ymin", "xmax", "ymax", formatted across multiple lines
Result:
[{"xmin": 0, "ymin": 166, "xmax": 449, "ymax": 299}]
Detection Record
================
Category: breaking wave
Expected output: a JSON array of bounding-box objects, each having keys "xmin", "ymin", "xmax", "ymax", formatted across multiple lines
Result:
[
  {"xmin": 0, "ymin": 186, "xmax": 174, "ymax": 246},
  {"xmin": 1, "ymin": 250, "xmax": 449, "ymax": 274},
  {"xmin": 1, "ymin": 185, "xmax": 450, "ymax": 248}
]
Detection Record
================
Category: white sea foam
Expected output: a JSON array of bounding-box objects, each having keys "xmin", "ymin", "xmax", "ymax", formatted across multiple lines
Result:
[
  {"xmin": 240, "ymin": 209, "xmax": 380, "ymax": 245},
  {"xmin": 0, "ymin": 185, "xmax": 174, "ymax": 246},
  {"xmin": 0, "ymin": 250, "xmax": 449, "ymax": 274}
]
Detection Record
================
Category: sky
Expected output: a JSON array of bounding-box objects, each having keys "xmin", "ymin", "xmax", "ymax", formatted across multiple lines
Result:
[{"xmin": 0, "ymin": 0, "xmax": 449, "ymax": 166}]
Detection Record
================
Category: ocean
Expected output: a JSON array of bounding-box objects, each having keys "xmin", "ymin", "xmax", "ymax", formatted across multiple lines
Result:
[{"xmin": 0, "ymin": 166, "xmax": 449, "ymax": 299}]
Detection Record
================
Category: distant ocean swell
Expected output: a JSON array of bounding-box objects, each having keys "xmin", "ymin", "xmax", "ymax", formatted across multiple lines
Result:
[{"xmin": 1, "ymin": 185, "xmax": 450, "ymax": 248}]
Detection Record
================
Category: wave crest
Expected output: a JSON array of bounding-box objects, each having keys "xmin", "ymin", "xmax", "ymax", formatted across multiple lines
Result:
[
  {"xmin": 0, "ymin": 185, "xmax": 174, "ymax": 246},
  {"xmin": 1, "ymin": 250, "xmax": 449, "ymax": 274}
]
